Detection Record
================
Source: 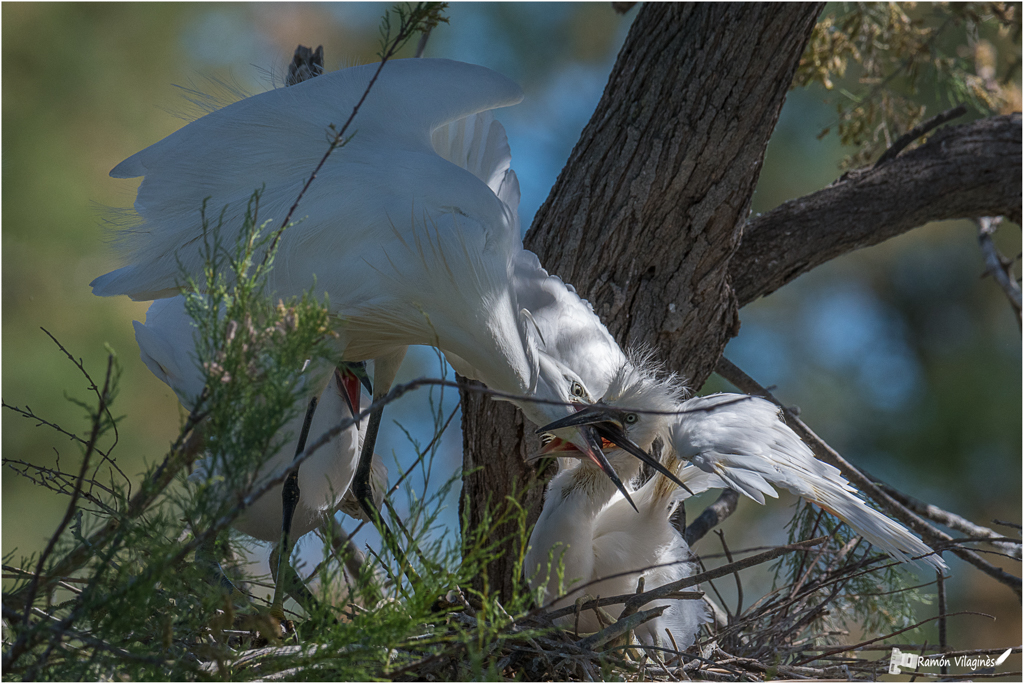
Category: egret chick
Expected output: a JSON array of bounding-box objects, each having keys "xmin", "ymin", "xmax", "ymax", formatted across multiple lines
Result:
[{"xmin": 525, "ymin": 381, "xmax": 725, "ymax": 647}]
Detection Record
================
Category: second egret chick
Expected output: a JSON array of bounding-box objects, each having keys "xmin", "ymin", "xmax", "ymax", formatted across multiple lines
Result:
[
  {"xmin": 525, "ymin": 376, "xmax": 724, "ymax": 648},
  {"xmin": 525, "ymin": 459, "xmax": 725, "ymax": 648}
]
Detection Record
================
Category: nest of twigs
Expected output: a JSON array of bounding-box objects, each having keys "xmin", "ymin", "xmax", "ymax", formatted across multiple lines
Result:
[{"xmin": 114, "ymin": 529, "xmax": 1013, "ymax": 682}]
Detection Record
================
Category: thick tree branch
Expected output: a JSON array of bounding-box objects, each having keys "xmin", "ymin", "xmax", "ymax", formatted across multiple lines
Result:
[
  {"xmin": 731, "ymin": 113, "xmax": 1022, "ymax": 306},
  {"xmin": 684, "ymin": 489, "xmax": 740, "ymax": 546},
  {"xmin": 527, "ymin": 4, "xmax": 822, "ymax": 382}
]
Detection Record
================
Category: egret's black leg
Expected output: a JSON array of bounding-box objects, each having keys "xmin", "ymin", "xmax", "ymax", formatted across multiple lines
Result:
[
  {"xmin": 270, "ymin": 394, "xmax": 319, "ymax": 617},
  {"xmin": 196, "ymin": 531, "xmax": 244, "ymax": 596},
  {"xmin": 353, "ymin": 405, "xmax": 384, "ymax": 523},
  {"xmin": 353, "ymin": 398, "xmax": 422, "ymax": 583}
]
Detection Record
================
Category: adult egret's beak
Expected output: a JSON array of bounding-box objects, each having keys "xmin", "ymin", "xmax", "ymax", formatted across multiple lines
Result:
[
  {"xmin": 529, "ymin": 423, "xmax": 638, "ymax": 512},
  {"xmin": 537, "ymin": 405, "xmax": 693, "ymax": 495},
  {"xmin": 341, "ymin": 360, "xmax": 374, "ymax": 396}
]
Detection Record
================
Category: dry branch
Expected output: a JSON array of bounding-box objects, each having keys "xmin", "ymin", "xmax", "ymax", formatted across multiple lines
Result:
[
  {"xmin": 543, "ymin": 536, "xmax": 828, "ymax": 623},
  {"xmin": 976, "ymin": 215, "xmax": 1023, "ymax": 329},
  {"xmin": 684, "ymin": 489, "xmax": 740, "ymax": 546},
  {"xmin": 879, "ymin": 482, "xmax": 1021, "ymax": 559}
]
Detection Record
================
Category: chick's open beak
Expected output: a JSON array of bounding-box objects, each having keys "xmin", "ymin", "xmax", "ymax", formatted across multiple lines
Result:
[
  {"xmin": 537, "ymin": 405, "xmax": 693, "ymax": 496},
  {"xmin": 529, "ymin": 421, "xmax": 637, "ymax": 512}
]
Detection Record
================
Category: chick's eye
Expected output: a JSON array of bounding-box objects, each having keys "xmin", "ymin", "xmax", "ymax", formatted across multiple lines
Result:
[
  {"xmin": 571, "ymin": 382, "xmax": 585, "ymax": 398},
  {"xmin": 624, "ymin": 413, "xmax": 638, "ymax": 425}
]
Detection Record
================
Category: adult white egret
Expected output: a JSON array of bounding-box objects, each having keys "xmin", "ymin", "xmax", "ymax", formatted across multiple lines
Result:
[
  {"xmin": 93, "ymin": 58, "xmax": 627, "ymax": 508},
  {"xmin": 134, "ymin": 295, "xmax": 388, "ymax": 609},
  {"xmin": 539, "ymin": 364, "xmax": 948, "ymax": 572}
]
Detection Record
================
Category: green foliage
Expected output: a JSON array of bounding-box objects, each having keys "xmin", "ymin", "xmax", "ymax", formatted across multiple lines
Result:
[
  {"xmin": 0, "ymin": 184, "xmax": 556, "ymax": 680},
  {"xmin": 378, "ymin": 2, "xmax": 450, "ymax": 59},
  {"xmin": 2, "ymin": 191, "xmax": 336, "ymax": 678},
  {"xmin": 796, "ymin": 2, "xmax": 1022, "ymax": 166},
  {"xmin": 775, "ymin": 500, "xmax": 926, "ymax": 641},
  {"xmin": 0, "ymin": 6, "xmax": 573, "ymax": 678},
  {"xmin": 181, "ymin": 194, "xmax": 337, "ymax": 538}
]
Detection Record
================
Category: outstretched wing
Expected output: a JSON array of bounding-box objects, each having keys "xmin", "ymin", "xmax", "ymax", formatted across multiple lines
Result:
[
  {"xmin": 670, "ymin": 394, "xmax": 947, "ymax": 570},
  {"xmin": 92, "ymin": 59, "xmax": 524, "ymax": 301}
]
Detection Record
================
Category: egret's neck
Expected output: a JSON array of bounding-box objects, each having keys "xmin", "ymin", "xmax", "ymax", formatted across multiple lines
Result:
[
  {"xmin": 437, "ymin": 291, "xmax": 532, "ymax": 396},
  {"xmin": 556, "ymin": 454, "xmax": 642, "ymax": 510}
]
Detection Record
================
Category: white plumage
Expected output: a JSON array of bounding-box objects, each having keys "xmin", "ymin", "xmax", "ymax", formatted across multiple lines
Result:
[
  {"xmin": 96, "ymin": 57, "xmax": 608, "ymax": 464},
  {"xmin": 526, "ymin": 443, "xmax": 725, "ymax": 647},
  {"xmin": 134, "ymin": 295, "xmax": 386, "ymax": 543},
  {"xmin": 540, "ymin": 361, "xmax": 948, "ymax": 573},
  {"xmin": 669, "ymin": 393, "xmax": 947, "ymax": 570},
  {"xmin": 109, "ymin": 58, "xmax": 947, "ymax": 637}
]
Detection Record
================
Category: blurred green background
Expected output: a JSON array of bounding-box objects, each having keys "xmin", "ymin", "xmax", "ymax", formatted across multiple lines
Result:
[{"xmin": 3, "ymin": 2, "xmax": 1019, "ymax": 660}]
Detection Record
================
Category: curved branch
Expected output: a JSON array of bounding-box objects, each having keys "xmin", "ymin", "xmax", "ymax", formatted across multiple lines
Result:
[{"xmin": 731, "ymin": 113, "xmax": 1022, "ymax": 306}]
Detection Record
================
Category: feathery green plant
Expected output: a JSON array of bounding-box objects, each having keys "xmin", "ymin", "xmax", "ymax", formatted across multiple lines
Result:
[{"xmin": 774, "ymin": 500, "xmax": 926, "ymax": 642}]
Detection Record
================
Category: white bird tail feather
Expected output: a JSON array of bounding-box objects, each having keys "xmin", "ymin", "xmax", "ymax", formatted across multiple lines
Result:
[{"xmin": 670, "ymin": 394, "xmax": 947, "ymax": 571}]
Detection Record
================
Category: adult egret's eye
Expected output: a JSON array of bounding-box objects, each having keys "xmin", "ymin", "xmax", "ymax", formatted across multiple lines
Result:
[
  {"xmin": 624, "ymin": 413, "xmax": 639, "ymax": 425},
  {"xmin": 571, "ymin": 381, "xmax": 586, "ymax": 398}
]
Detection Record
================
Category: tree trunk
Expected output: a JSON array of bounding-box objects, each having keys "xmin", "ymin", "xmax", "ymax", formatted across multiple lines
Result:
[{"xmin": 460, "ymin": 2, "xmax": 823, "ymax": 600}]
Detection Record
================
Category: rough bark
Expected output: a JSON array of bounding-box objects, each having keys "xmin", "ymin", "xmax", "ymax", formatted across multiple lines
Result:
[
  {"xmin": 731, "ymin": 113, "xmax": 1023, "ymax": 306},
  {"xmin": 460, "ymin": 2, "xmax": 823, "ymax": 600}
]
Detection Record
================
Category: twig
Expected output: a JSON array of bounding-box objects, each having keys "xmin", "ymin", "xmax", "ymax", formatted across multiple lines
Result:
[
  {"xmin": 263, "ymin": 5, "xmax": 442, "ymax": 263},
  {"xmin": 874, "ymin": 104, "xmax": 968, "ymax": 167},
  {"xmin": 715, "ymin": 356, "xmax": 1022, "ymax": 597},
  {"xmin": 576, "ymin": 606, "xmax": 667, "ymax": 650},
  {"xmin": 545, "ymin": 537, "xmax": 828, "ymax": 622},
  {"xmin": 879, "ymin": 482, "xmax": 1021, "ymax": 559},
  {"xmin": 4, "ymin": 399, "xmax": 208, "ymax": 612},
  {"xmin": 975, "ymin": 216, "xmax": 1022, "ymax": 330},
  {"xmin": 994, "ymin": 519, "xmax": 1022, "ymax": 530},
  {"xmin": 937, "ymin": 570, "xmax": 948, "ymax": 676},
  {"xmin": 2, "ymin": 458, "xmax": 118, "ymax": 513},
  {"xmin": 40, "ymin": 328, "xmax": 127, "ymax": 493},
  {"xmin": 684, "ymin": 489, "xmax": 740, "ymax": 545},
  {"xmin": 791, "ymin": 610, "xmax": 995, "ymax": 667},
  {"xmin": 19, "ymin": 354, "xmax": 114, "ymax": 629},
  {"xmin": 715, "ymin": 530, "xmax": 743, "ymax": 617},
  {"xmin": 2, "ymin": 403, "xmax": 92, "ymax": 451}
]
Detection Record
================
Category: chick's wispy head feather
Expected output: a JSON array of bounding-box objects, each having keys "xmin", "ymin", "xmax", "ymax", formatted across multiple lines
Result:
[
  {"xmin": 596, "ymin": 350, "xmax": 689, "ymax": 451},
  {"xmin": 603, "ymin": 349, "xmax": 688, "ymax": 413}
]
